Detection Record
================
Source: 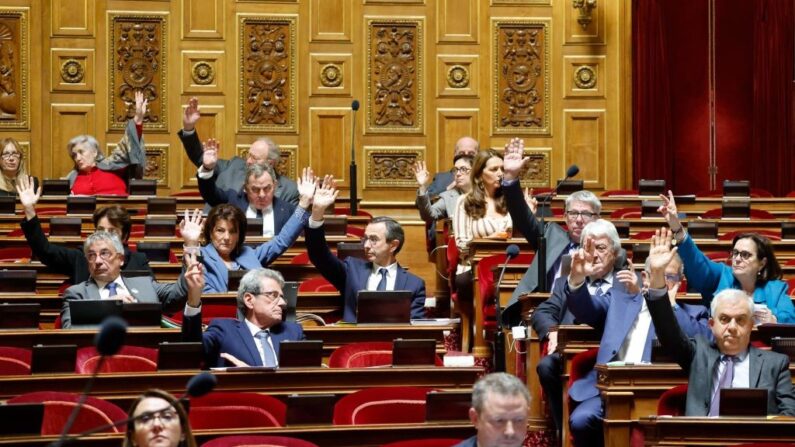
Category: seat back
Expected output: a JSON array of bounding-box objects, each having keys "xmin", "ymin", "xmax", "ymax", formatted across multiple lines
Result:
[
  {"xmin": 568, "ymin": 348, "xmax": 598, "ymax": 386},
  {"xmin": 333, "ymin": 387, "xmax": 433, "ymax": 425},
  {"xmin": 476, "ymin": 252, "xmax": 534, "ymax": 318},
  {"xmin": 328, "ymin": 342, "xmax": 393, "ymax": 368},
  {"xmin": 298, "ymin": 277, "xmax": 336, "ymax": 292},
  {"xmin": 0, "ymin": 346, "xmax": 32, "ymax": 375},
  {"xmin": 75, "ymin": 345, "xmax": 158, "ymax": 374},
  {"xmin": 657, "ymin": 384, "xmax": 688, "ymax": 416},
  {"xmin": 201, "ymin": 435, "xmax": 320, "ymax": 447},
  {"xmin": 189, "ymin": 392, "xmax": 286, "ymax": 429},
  {"xmin": 8, "ymin": 391, "xmax": 126, "ymax": 435}
]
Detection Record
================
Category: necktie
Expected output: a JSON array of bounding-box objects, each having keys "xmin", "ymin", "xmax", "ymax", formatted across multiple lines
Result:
[
  {"xmin": 376, "ymin": 268, "xmax": 388, "ymax": 291},
  {"xmin": 106, "ymin": 282, "xmax": 118, "ymax": 298},
  {"xmin": 256, "ymin": 209, "xmax": 263, "ymax": 219},
  {"xmin": 708, "ymin": 355, "xmax": 736, "ymax": 416},
  {"xmin": 548, "ymin": 242, "xmax": 578, "ymax": 288},
  {"xmin": 255, "ymin": 330, "xmax": 277, "ymax": 367},
  {"xmin": 592, "ymin": 279, "xmax": 606, "ymax": 298}
]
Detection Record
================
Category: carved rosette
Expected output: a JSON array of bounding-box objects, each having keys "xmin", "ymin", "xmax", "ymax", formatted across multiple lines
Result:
[
  {"xmin": 574, "ymin": 65, "xmax": 596, "ymax": 89},
  {"xmin": 109, "ymin": 14, "xmax": 167, "ymax": 130},
  {"xmin": 144, "ymin": 145, "xmax": 167, "ymax": 184},
  {"xmin": 493, "ymin": 20, "xmax": 550, "ymax": 135},
  {"xmin": 192, "ymin": 61, "xmax": 214, "ymax": 85},
  {"xmin": 239, "ymin": 16, "xmax": 297, "ymax": 133},
  {"xmin": 0, "ymin": 9, "xmax": 29, "ymax": 129},
  {"xmin": 61, "ymin": 59, "xmax": 85, "ymax": 83},
  {"xmin": 320, "ymin": 64, "xmax": 342, "ymax": 87},
  {"xmin": 365, "ymin": 147, "xmax": 423, "ymax": 187},
  {"xmin": 518, "ymin": 151, "xmax": 550, "ymax": 188},
  {"xmin": 367, "ymin": 19, "xmax": 423, "ymax": 134},
  {"xmin": 447, "ymin": 65, "xmax": 469, "ymax": 88}
]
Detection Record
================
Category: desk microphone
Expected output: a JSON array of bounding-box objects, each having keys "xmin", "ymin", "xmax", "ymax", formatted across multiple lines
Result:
[
  {"xmin": 493, "ymin": 244, "xmax": 520, "ymax": 372},
  {"xmin": 349, "ymin": 100, "xmax": 360, "ymax": 216}
]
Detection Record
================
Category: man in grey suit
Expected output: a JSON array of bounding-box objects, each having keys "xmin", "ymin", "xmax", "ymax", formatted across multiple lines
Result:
[
  {"xmin": 454, "ymin": 372, "xmax": 531, "ymax": 447},
  {"xmin": 179, "ymin": 97, "xmax": 299, "ymax": 205},
  {"xmin": 61, "ymin": 232, "xmax": 203, "ymax": 329},
  {"xmin": 646, "ymin": 227, "xmax": 795, "ymax": 416}
]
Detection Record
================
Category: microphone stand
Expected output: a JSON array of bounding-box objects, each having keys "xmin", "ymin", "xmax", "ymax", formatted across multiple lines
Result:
[
  {"xmin": 493, "ymin": 250, "xmax": 517, "ymax": 372},
  {"xmin": 349, "ymin": 104, "xmax": 359, "ymax": 217}
]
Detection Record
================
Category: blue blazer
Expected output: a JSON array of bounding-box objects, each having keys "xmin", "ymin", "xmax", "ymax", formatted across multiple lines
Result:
[
  {"xmin": 451, "ymin": 436, "xmax": 477, "ymax": 447},
  {"xmin": 305, "ymin": 226, "xmax": 427, "ymax": 322},
  {"xmin": 566, "ymin": 276, "xmax": 712, "ymax": 402},
  {"xmin": 182, "ymin": 313, "xmax": 304, "ymax": 368}
]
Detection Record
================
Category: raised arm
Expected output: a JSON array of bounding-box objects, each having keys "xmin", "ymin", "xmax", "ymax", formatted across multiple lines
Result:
[
  {"xmin": 98, "ymin": 91, "xmax": 147, "ymax": 178},
  {"xmin": 502, "ymin": 138, "xmax": 541, "ymax": 247}
]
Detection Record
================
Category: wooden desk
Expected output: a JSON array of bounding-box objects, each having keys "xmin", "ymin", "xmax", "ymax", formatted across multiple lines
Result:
[{"xmin": 640, "ymin": 416, "xmax": 795, "ymax": 446}]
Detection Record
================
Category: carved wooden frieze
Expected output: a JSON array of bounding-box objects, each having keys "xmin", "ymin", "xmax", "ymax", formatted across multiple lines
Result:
[
  {"xmin": 365, "ymin": 147, "xmax": 423, "ymax": 187},
  {"xmin": 239, "ymin": 16, "xmax": 297, "ymax": 133},
  {"xmin": 366, "ymin": 18, "xmax": 423, "ymax": 134},
  {"xmin": 145, "ymin": 145, "xmax": 167, "ymax": 185},
  {"xmin": 109, "ymin": 14, "xmax": 167, "ymax": 130},
  {"xmin": 493, "ymin": 19, "xmax": 550, "ymax": 135},
  {"xmin": 0, "ymin": 9, "xmax": 29, "ymax": 129},
  {"xmin": 520, "ymin": 150, "xmax": 550, "ymax": 188}
]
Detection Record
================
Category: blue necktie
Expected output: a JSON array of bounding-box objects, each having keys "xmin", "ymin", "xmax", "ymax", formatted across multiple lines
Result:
[
  {"xmin": 255, "ymin": 330, "xmax": 277, "ymax": 367},
  {"xmin": 106, "ymin": 282, "xmax": 118, "ymax": 297},
  {"xmin": 708, "ymin": 355, "xmax": 736, "ymax": 416},
  {"xmin": 376, "ymin": 268, "xmax": 388, "ymax": 291}
]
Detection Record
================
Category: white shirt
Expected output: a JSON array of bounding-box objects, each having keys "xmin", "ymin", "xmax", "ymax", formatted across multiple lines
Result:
[
  {"xmin": 366, "ymin": 262, "xmax": 399, "ymax": 291},
  {"xmin": 245, "ymin": 318, "xmax": 279, "ymax": 367},
  {"xmin": 247, "ymin": 205, "xmax": 275, "ymax": 237},
  {"xmin": 95, "ymin": 277, "xmax": 129, "ymax": 300},
  {"xmin": 618, "ymin": 298, "xmax": 652, "ymax": 363}
]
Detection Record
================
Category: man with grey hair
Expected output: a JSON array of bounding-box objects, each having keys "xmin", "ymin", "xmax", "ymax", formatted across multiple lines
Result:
[
  {"xmin": 645, "ymin": 227, "xmax": 795, "ymax": 416},
  {"xmin": 179, "ymin": 97, "xmax": 299, "ymax": 205},
  {"xmin": 60, "ymin": 232, "xmax": 202, "ymax": 329},
  {"xmin": 454, "ymin": 372, "xmax": 530, "ymax": 447},
  {"xmin": 182, "ymin": 268, "xmax": 304, "ymax": 368}
]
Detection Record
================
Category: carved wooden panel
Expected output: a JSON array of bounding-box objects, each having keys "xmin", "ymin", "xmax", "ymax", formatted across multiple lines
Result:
[
  {"xmin": 436, "ymin": 55, "xmax": 478, "ymax": 98},
  {"xmin": 180, "ymin": 104, "xmax": 224, "ymax": 187},
  {"xmin": 51, "ymin": 0, "xmax": 94, "ymax": 37},
  {"xmin": 366, "ymin": 18, "xmax": 424, "ymax": 134},
  {"xmin": 365, "ymin": 147, "xmax": 424, "ymax": 188},
  {"xmin": 437, "ymin": 0, "xmax": 478, "ymax": 43},
  {"xmin": 145, "ymin": 144, "xmax": 168, "ymax": 185},
  {"xmin": 365, "ymin": 0, "xmax": 425, "ymax": 4},
  {"xmin": 183, "ymin": 0, "xmax": 224, "ymax": 40},
  {"xmin": 182, "ymin": 51, "xmax": 224, "ymax": 94},
  {"xmin": 564, "ymin": 109, "xmax": 605, "ymax": 189},
  {"xmin": 238, "ymin": 15, "xmax": 297, "ymax": 133},
  {"xmin": 108, "ymin": 13, "xmax": 168, "ymax": 131},
  {"xmin": 310, "ymin": 53, "xmax": 352, "ymax": 96},
  {"xmin": 436, "ymin": 109, "xmax": 478, "ymax": 170},
  {"xmin": 564, "ymin": 55, "xmax": 605, "ymax": 98},
  {"xmin": 309, "ymin": 108, "xmax": 349, "ymax": 184},
  {"xmin": 51, "ymin": 49, "xmax": 94, "ymax": 93},
  {"xmin": 491, "ymin": 0, "xmax": 551, "ymax": 4},
  {"xmin": 493, "ymin": 18, "xmax": 550, "ymax": 135},
  {"xmin": 0, "ymin": 9, "xmax": 29, "ymax": 130},
  {"xmin": 310, "ymin": 0, "xmax": 351, "ymax": 42},
  {"xmin": 50, "ymin": 104, "xmax": 95, "ymax": 178},
  {"xmin": 566, "ymin": 0, "xmax": 605, "ymax": 44},
  {"xmin": 237, "ymin": 144, "xmax": 297, "ymax": 180},
  {"xmin": 519, "ymin": 148, "xmax": 551, "ymax": 188}
]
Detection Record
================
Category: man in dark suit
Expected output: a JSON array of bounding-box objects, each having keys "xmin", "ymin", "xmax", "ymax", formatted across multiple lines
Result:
[
  {"xmin": 565, "ymin": 221, "xmax": 712, "ymax": 447},
  {"xmin": 61, "ymin": 232, "xmax": 199, "ymax": 328},
  {"xmin": 306, "ymin": 214, "xmax": 427, "ymax": 322},
  {"xmin": 16, "ymin": 176, "xmax": 151, "ymax": 286},
  {"xmin": 645, "ymin": 227, "xmax": 795, "ymax": 417},
  {"xmin": 499, "ymin": 138, "xmax": 603, "ymax": 328},
  {"xmin": 455, "ymin": 372, "xmax": 530, "ymax": 447},
  {"xmin": 182, "ymin": 268, "xmax": 304, "ymax": 368},
  {"xmin": 180, "ymin": 97, "xmax": 298, "ymax": 205},
  {"xmin": 198, "ymin": 160, "xmax": 296, "ymax": 236}
]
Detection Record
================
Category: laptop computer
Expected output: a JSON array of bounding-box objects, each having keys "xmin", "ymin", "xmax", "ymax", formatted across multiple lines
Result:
[
  {"xmin": 157, "ymin": 342, "xmax": 203, "ymax": 370},
  {"xmin": 0, "ymin": 303, "xmax": 40, "ymax": 329},
  {"xmin": 122, "ymin": 302, "xmax": 162, "ymax": 327},
  {"xmin": 278, "ymin": 340, "xmax": 323, "ymax": 368},
  {"xmin": 356, "ymin": 290, "xmax": 412, "ymax": 324},
  {"xmin": 30, "ymin": 344, "xmax": 77, "ymax": 374},
  {"xmin": 0, "ymin": 403, "xmax": 44, "ymax": 435},
  {"xmin": 719, "ymin": 388, "xmax": 768, "ymax": 416}
]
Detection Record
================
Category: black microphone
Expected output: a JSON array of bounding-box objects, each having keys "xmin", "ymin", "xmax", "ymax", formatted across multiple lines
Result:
[
  {"xmin": 349, "ymin": 100, "xmax": 360, "ymax": 216},
  {"xmin": 184, "ymin": 371, "xmax": 217, "ymax": 399},
  {"xmin": 493, "ymin": 244, "xmax": 520, "ymax": 373},
  {"xmin": 565, "ymin": 164, "xmax": 579, "ymax": 179},
  {"xmin": 51, "ymin": 317, "xmax": 128, "ymax": 446}
]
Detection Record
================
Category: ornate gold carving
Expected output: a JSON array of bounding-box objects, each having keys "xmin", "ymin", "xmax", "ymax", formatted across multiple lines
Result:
[
  {"xmin": 109, "ymin": 14, "xmax": 167, "ymax": 130},
  {"xmin": 144, "ymin": 145, "xmax": 167, "ymax": 185},
  {"xmin": 573, "ymin": 65, "xmax": 596, "ymax": 89},
  {"xmin": 447, "ymin": 65, "xmax": 469, "ymax": 88},
  {"xmin": 365, "ymin": 147, "xmax": 423, "ymax": 187},
  {"xmin": 367, "ymin": 19, "xmax": 423, "ymax": 134},
  {"xmin": 239, "ymin": 16, "xmax": 296, "ymax": 132},
  {"xmin": 493, "ymin": 20, "xmax": 550, "ymax": 135},
  {"xmin": 0, "ymin": 9, "xmax": 29, "ymax": 129},
  {"xmin": 61, "ymin": 59, "xmax": 84, "ymax": 83},
  {"xmin": 519, "ymin": 151, "xmax": 550, "ymax": 188},
  {"xmin": 191, "ymin": 61, "xmax": 214, "ymax": 85},
  {"xmin": 573, "ymin": 0, "xmax": 597, "ymax": 29},
  {"xmin": 320, "ymin": 64, "xmax": 342, "ymax": 87}
]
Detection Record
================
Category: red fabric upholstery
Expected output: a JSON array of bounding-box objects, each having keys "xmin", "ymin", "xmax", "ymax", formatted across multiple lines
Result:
[
  {"xmin": 610, "ymin": 207, "xmax": 642, "ymax": 219},
  {"xmin": 346, "ymin": 225, "xmax": 365, "ymax": 237},
  {"xmin": 718, "ymin": 229, "xmax": 781, "ymax": 241},
  {"xmin": 75, "ymin": 345, "xmax": 158, "ymax": 374},
  {"xmin": 290, "ymin": 251, "xmax": 312, "ymax": 265},
  {"xmin": 657, "ymin": 384, "xmax": 688, "ymax": 416},
  {"xmin": 786, "ymin": 278, "xmax": 795, "ymax": 296},
  {"xmin": 333, "ymin": 387, "xmax": 433, "ymax": 425},
  {"xmin": 170, "ymin": 190, "xmax": 201, "ymax": 197},
  {"xmin": 705, "ymin": 251, "xmax": 731, "ymax": 265},
  {"xmin": 629, "ymin": 230, "xmax": 656, "ymax": 240},
  {"xmin": 8, "ymin": 391, "xmax": 126, "ymax": 435},
  {"xmin": 696, "ymin": 189, "xmax": 774, "ymax": 198},
  {"xmin": 0, "ymin": 346, "xmax": 32, "ymax": 375},
  {"xmin": 477, "ymin": 253, "xmax": 535, "ymax": 319},
  {"xmin": 328, "ymin": 342, "xmax": 442, "ymax": 368},
  {"xmin": 298, "ymin": 277, "xmax": 336, "ymax": 292},
  {"xmin": 201, "ymin": 435, "xmax": 319, "ymax": 447},
  {"xmin": 190, "ymin": 392, "xmax": 286, "ymax": 429},
  {"xmin": 381, "ymin": 439, "xmax": 463, "ymax": 447},
  {"xmin": 567, "ymin": 348, "xmax": 598, "ymax": 387},
  {"xmin": 701, "ymin": 208, "xmax": 775, "ymax": 220},
  {"xmin": 0, "ymin": 246, "xmax": 32, "ymax": 262},
  {"xmin": 601, "ymin": 189, "xmax": 638, "ymax": 197},
  {"xmin": 167, "ymin": 304, "xmax": 237, "ymax": 325},
  {"xmin": 129, "ymin": 224, "xmax": 145, "ymax": 238}
]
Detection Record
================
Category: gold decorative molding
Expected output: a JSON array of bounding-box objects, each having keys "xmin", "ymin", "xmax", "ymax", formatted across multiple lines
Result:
[
  {"xmin": 191, "ymin": 61, "xmax": 214, "ymax": 85},
  {"xmin": 365, "ymin": 146, "xmax": 424, "ymax": 187},
  {"xmin": 320, "ymin": 63, "xmax": 342, "ymax": 87},
  {"xmin": 144, "ymin": 145, "xmax": 168, "ymax": 185},
  {"xmin": 238, "ymin": 15, "xmax": 297, "ymax": 133},
  {"xmin": 573, "ymin": 0, "xmax": 597, "ymax": 29},
  {"xmin": 447, "ymin": 65, "xmax": 469, "ymax": 88},
  {"xmin": 0, "ymin": 8, "xmax": 29, "ymax": 130},
  {"xmin": 519, "ymin": 150, "xmax": 550, "ymax": 188},
  {"xmin": 366, "ymin": 17, "xmax": 424, "ymax": 134},
  {"xmin": 573, "ymin": 65, "xmax": 596, "ymax": 89},
  {"xmin": 61, "ymin": 59, "xmax": 85, "ymax": 83},
  {"xmin": 108, "ymin": 13, "xmax": 168, "ymax": 131}
]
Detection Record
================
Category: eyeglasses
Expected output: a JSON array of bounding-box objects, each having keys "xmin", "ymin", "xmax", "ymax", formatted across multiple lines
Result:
[
  {"xmin": 452, "ymin": 166, "xmax": 471, "ymax": 174},
  {"xmin": 730, "ymin": 249, "xmax": 754, "ymax": 261},
  {"xmin": 86, "ymin": 249, "xmax": 116, "ymax": 262},
  {"xmin": 135, "ymin": 410, "xmax": 178, "ymax": 427},
  {"xmin": 1, "ymin": 152, "xmax": 21, "ymax": 160},
  {"xmin": 362, "ymin": 235, "xmax": 381, "ymax": 245},
  {"xmin": 565, "ymin": 211, "xmax": 597, "ymax": 220},
  {"xmin": 664, "ymin": 273, "xmax": 681, "ymax": 283},
  {"xmin": 256, "ymin": 290, "xmax": 285, "ymax": 301}
]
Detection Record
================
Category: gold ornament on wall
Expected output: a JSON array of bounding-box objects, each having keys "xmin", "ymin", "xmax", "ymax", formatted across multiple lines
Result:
[
  {"xmin": 61, "ymin": 59, "xmax": 84, "ymax": 83},
  {"xmin": 447, "ymin": 65, "xmax": 469, "ymax": 88},
  {"xmin": 573, "ymin": 65, "xmax": 596, "ymax": 89},
  {"xmin": 320, "ymin": 64, "xmax": 342, "ymax": 87},
  {"xmin": 191, "ymin": 61, "xmax": 214, "ymax": 85},
  {"xmin": 573, "ymin": 0, "xmax": 597, "ymax": 29},
  {"xmin": 0, "ymin": 10, "xmax": 29, "ymax": 129},
  {"xmin": 365, "ymin": 147, "xmax": 423, "ymax": 187}
]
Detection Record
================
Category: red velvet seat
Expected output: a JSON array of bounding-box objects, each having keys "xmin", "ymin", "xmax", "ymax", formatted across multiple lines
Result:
[
  {"xmin": 0, "ymin": 246, "xmax": 32, "ymax": 262},
  {"xmin": 290, "ymin": 251, "xmax": 312, "ymax": 265},
  {"xmin": 190, "ymin": 392, "xmax": 286, "ymax": 429},
  {"xmin": 75, "ymin": 345, "xmax": 158, "ymax": 374},
  {"xmin": 696, "ymin": 188, "xmax": 774, "ymax": 198},
  {"xmin": 610, "ymin": 207, "xmax": 642, "ymax": 219},
  {"xmin": 347, "ymin": 225, "xmax": 365, "ymax": 237},
  {"xmin": 0, "ymin": 346, "xmax": 32, "ymax": 375},
  {"xmin": 601, "ymin": 189, "xmax": 638, "ymax": 197},
  {"xmin": 167, "ymin": 304, "xmax": 237, "ymax": 325},
  {"xmin": 201, "ymin": 435, "xmax": 320, "ymax": 447},
  {"xmin": 657, "ymin": 384, "xmax": 688, "ymax": 416},
  {"xmin": 718, "ymin": 229, "xmax": 781, "ymax": 241},
  {"xmin": 333, "ymin": 386, "xmax": 433, "ymax": 425},
  {"xmin": 786, "ymin": 278, "xmax": 795, "ymax": 295},
  {"xmin": 629, "ymin": 230, "xmax": 656, "ymax": 240},
  {"xmin": 705, "ymin": 251, "xmax": 731, "ymax": 265},
  {"xmin": 327, "ymin": 342, "xmax": 443, "ymax": 368},
  {"xmin": 381, "ymin": 439, "xmax": 463, "ymax": 447},
  {"xmin": 8, "ymin": 391, "xmax": 127, "ymax": 435},
  {"xmin": 298, "ymin": 276, "xmax": 336, "ymax": 292},
  {"xmin": 476, "ymin": 252, "xmax": 535, "ymax": 325}
]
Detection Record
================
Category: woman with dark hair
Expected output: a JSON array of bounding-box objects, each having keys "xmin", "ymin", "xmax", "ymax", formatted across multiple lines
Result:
[
  {"xmin": 659, "ymin": 190, "xmax": 795, "ymax": 323},
  {"xmin": 180, "ymin": 168, "xmax": 337, "ymax": 292},
  {"xmin": 124, "ymin": 389, "xmax": 196, "ymax": 447},
  {"xmin": 0, "ymin": 137, "xmax": 36, "ymax": 196}
]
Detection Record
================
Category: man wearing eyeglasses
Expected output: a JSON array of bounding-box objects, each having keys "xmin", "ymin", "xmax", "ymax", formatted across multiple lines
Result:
[
  {"xmin": 60, "ymin": 232, "xmax": 203, "ymax": 329},
  {"xmin": 181, "ymin": 268, "xmax": 304, "ymax": 368}
]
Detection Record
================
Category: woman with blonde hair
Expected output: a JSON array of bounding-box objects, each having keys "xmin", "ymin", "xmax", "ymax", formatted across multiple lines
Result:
[{"xmin": 0, "ymin": 137, "xmax": 35, "ymax": 196}]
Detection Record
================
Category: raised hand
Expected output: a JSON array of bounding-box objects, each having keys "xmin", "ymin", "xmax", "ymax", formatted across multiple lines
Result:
[
  {"xmin": 179, "ymin": 209, "xmax": 205, "ymax": 244},
  {"xmin": 502, "ymin": 137, "xmax": 528, "ymax": 181},
  {"xmin": 16, "ymin": 175, "xmax": 42, "ymax": 212},
  {"xmin": 657, "ymin": 190, "xmax": 682, "ymax": 233},
  {"xmin": 183, "ymin": 251, "xmax": 205, "ymax": 307},
  {"xmin": 183, "ymin": 97, "xmax": 200, "ymax": 131},
  {"xmin": 201, "ymin": 138, "xmax": 219, "ymax": 170},
  {"xmin": 569, "ymin": 236, "xmax": 598, "ymax": 286},
  {"xmin": 647, "ymin": 227, "xmax": 679, "ymax": 289},
  {"xmin": 312, "ymin": 174, "xmax": 339, "ymax": 220},
  {"xmin": 524, "ymin": 187, "xmax": 538, "ymax": 214},
  {"xmin": 413, "ymin": 161, "xmax": 431, "ymax": 190},
  {"xmin": 615, "ymin": 270, "xmax": 641, "ymax": 295},
  {"xmin": 296, "ymin": 167, "xmax": 317, "ymax": 210},
  {"xmin": 133, "ymin": 90, "xmax": 148, "ymax": 125}
]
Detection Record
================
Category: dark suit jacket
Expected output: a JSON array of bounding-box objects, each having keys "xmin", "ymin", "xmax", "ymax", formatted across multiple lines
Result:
[
  {"xmin": 20, "ymin": 216, "xmax": 151, "ymax": 285},
  {"xmin": 646, "ymin": 288, "xmax": 795, "ymax": 416},
  {"xmin": 427, "ymin": 171, "xmax": 454, "ymax": 197},
  {"xmin": 182, "ymin": 313, "xmax": 304, "ymax": 368},
  {"xmin": 451, "ymin": 436, "xmax": 477, "ymax": 447},
  {"xmin": 305, "ymin": 225, "xmax": 427, "ymax": 322},
  {"xmin": 530, "ymin": 277, "xmax": 581, "ymax": 342},
  {"xmin": 197, "ymin": 171, "xmax": 295, "ymax": 235},
  {"xmin": 179, "ymin": 129, "xmax": 299, "ymax": 205}
]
